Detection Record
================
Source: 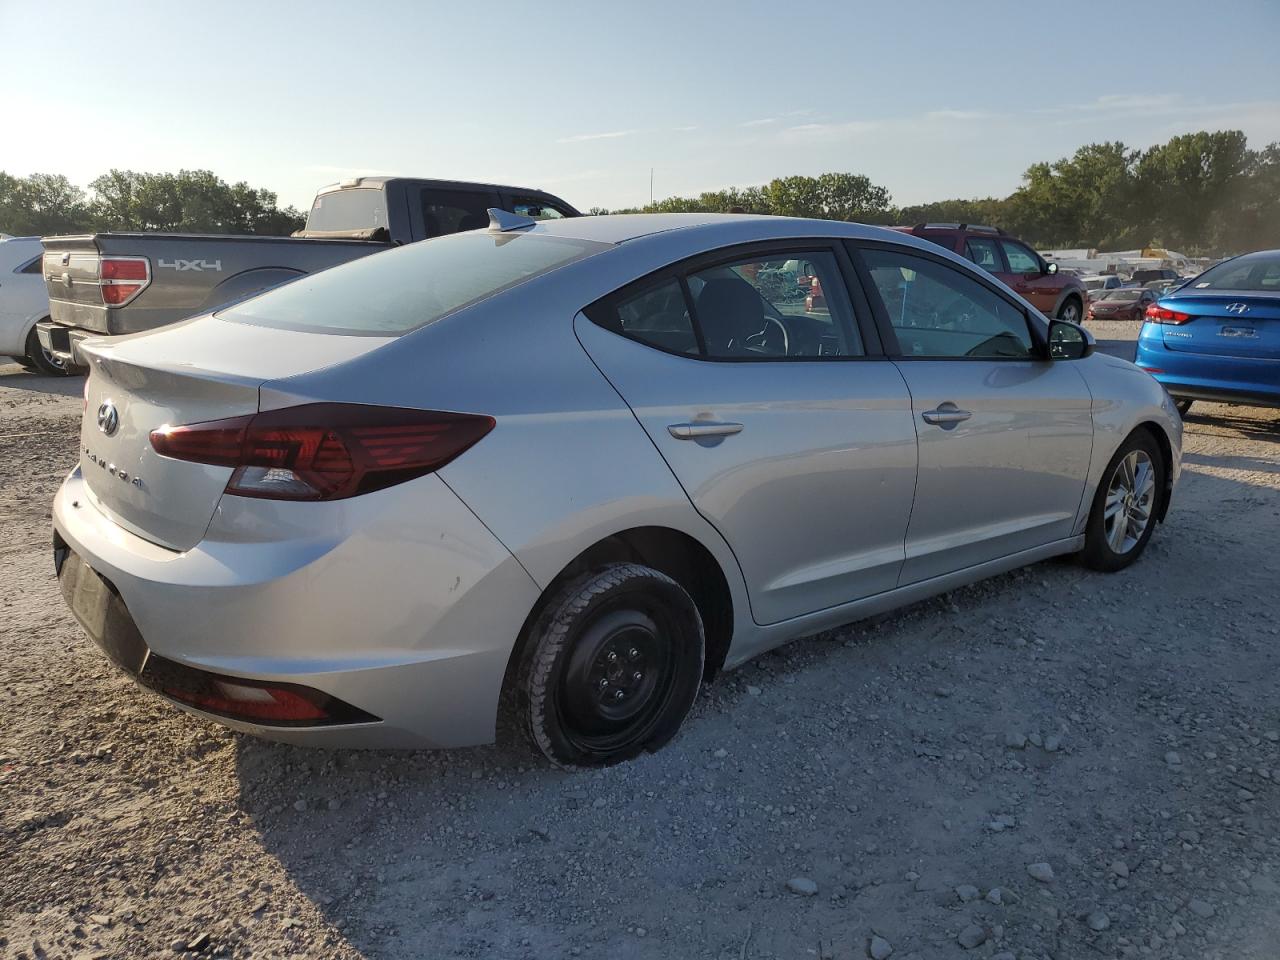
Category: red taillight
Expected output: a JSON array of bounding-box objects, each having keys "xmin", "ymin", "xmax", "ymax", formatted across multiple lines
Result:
[
  {"xmin": 149, "ymin": 403, "xmax": 494, "ymax": 501},
  {"xmin": 100, "ymin": 258, "xmax": 148, "ymax": 281},
  {"xmin": 98, "ymin": 257, "xmax": 150, "ymax": 307},
  {"xmin": 1145, "ymin": 304, "xmax": 1192, "ymax": 324}
]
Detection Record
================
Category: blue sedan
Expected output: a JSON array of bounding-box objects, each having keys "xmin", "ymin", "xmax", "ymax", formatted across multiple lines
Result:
[{"xmin": 1135, "ymin": 249, "xmax": 1280, "ymax": 415}]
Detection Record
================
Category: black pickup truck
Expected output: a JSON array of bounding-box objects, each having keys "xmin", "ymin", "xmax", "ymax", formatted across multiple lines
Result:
[{"xmin": 38, "ymin": 176, "xmax": 579, "ymax": 365}]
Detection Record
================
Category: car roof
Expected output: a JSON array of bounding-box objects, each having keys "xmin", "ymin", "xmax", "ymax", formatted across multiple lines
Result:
[{"xmin": 523, "ymin": 213, "xmax": 933, "ymax": 248}]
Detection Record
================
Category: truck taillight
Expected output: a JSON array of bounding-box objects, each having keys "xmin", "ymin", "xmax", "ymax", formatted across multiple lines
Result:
[
  {"xmin": 149, "ymin": 403, "xmax": 495, "ymax": 501},
  {"xmin": 99, "ymin": 257, "xmax": 150, "ymax": 306}
]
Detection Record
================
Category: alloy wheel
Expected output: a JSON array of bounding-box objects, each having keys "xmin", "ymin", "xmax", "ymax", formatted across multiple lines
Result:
[
  {"xmin": 1060, "ymin": 301, "xmax": 1081, "ymax": 324},
  {"xmin": 1104, "ymin": 449, "xmax": 1156, "ymax": 554}
]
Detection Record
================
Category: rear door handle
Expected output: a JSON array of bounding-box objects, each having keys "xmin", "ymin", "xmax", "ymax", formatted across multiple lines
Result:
[
  {"xmin": 667, "ymin": 421, "xmax": 744, "ymax": 440},
  {"xmin": 921, "ymin": 406, "xmax": 972, "ymax": 426}
]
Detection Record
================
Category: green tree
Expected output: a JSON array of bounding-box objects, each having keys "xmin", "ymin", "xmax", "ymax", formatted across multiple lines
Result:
[
  {"xmin": 0, "ymin": 172, "xmax": 92, "ymax": 235},
  {"xmin": 1134, "ymin": 130, "xmax": 1252, "ymax": 253}
]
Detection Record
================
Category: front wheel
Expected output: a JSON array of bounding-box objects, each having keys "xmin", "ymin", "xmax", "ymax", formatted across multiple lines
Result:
[
  {"xmin": 23, "ymin": 326, "xmax": 71, "ymax": 377},
  {"xmin": 512, "ymin": 563, "xmax": 705, "ymax": 767},
  {"xmin": 1056, "ymin": 297, "xmax": 1083, "ymax": 325},
  {"xmin": 1080, "ymin": 432, "xmax": 1165, "ymax": 572}
]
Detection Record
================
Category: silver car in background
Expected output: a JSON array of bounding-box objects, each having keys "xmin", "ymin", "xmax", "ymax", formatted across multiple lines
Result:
[{"xmin": 52, "ymin": 212, "xmax": 1182, "ymax": 766}]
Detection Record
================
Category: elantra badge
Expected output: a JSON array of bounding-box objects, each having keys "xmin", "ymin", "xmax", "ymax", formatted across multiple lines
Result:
[{"xmin": 97, "ymin": 400, "xmax": 120, "ymax": 436}]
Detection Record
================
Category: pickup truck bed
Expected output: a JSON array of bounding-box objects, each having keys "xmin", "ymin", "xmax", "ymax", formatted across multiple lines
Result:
[{"xmin": 39, "ymin": 176, "xmax": 579, "ymax": 365}]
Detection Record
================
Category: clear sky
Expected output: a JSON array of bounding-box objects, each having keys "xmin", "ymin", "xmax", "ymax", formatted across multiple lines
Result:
[{"xmin": 4, "ymin": 0, "xmax": 1279, "ymax": 214}]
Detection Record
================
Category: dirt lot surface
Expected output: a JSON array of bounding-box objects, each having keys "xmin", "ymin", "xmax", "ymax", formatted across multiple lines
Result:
[{"xmin": 3, "ymin": 320, "xmax": 1279, "ymax": 960}]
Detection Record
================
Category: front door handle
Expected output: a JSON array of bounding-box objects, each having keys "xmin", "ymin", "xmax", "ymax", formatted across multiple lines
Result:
[
  {"xmin": 921, "ymin": 405, "xmax": 972, "ymax": 426},
  {"xmin": 667, "ymin": 421, "xmax": 744, "ymax": 440}
]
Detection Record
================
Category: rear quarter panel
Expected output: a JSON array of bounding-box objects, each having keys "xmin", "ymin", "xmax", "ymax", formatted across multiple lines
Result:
[{"xmin": 256, "ymin": 247, "xmax": 755, "ymax": 638}]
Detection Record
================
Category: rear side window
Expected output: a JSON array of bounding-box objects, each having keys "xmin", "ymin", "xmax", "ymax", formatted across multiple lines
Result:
[
  {"xmin": 588, "ymin": 249, "xmax": 864, "ymax": 360},
  {"xmin": 603, "ymin": 279, "xmax": 700, "ymax": 355},
  {"xmin": 220, "ymin": 232, "xmax": 604, "ymax": 336},
  {"xmin": 19, "ymin": 256, "xmax": 43, "ymax": 274},
  {"xmin": 964, "ymin": 237, "xmax": 1002, "ymax": 272},
  {"xmin": 307, "ymin": 188, "xmax": 387, "ymax": 232},
  {"xmin": 862, "ymin": 248, "xmax": 1034, "ymax": 359},
  {"xmin": 421, "ymin": 189, "xmax": 496, "ymax": 238}
]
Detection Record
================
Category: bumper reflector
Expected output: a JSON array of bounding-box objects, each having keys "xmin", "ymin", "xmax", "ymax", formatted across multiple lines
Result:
[{"xmin": 140, "ymin": 654, "xmax": 379, "ymax": 727}]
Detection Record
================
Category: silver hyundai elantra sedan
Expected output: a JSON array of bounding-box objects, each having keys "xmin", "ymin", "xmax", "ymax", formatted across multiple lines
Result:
[{"xmin": 52, "ymin": 212, "xmax": 1182, "ymax": 766}]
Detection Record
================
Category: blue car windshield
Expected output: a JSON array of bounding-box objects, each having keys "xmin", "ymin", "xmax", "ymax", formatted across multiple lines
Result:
[{"xmin": 1187, "ymin": 253, "xmax": 1280, "ymax": 293}]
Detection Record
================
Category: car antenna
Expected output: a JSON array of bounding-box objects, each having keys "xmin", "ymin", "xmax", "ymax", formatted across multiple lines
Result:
[{"xmin": 487, "ymin": 208, "xmax": 538, "ymax": 232}]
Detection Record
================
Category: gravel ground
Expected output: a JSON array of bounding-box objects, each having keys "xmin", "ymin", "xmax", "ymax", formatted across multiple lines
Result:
[{"xmin": 3, "ymin": 320, "xmax": 1279, "ymax": 960}]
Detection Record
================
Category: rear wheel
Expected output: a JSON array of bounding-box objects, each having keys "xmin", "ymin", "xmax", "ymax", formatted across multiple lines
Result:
[
  {"xmin": 23, "ymin": 326, "xmax": 70, "ymax": 377},
  {"xmin": 513, "ymin": 563, "xmax": 704, "ymax": 767},
  {"xmin": 1080, "ymin": 431, "xmax": 1165, "ymax": 572},
  {"xmin": 1175, "ymin": 399, "xmax": 1193, "ymax": 417},
  {"xmin": 1057, "ymin": 296, "xmax": 1083, "ymax": 325}
]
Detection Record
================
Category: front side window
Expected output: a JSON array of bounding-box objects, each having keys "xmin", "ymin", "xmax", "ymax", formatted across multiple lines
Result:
[
  {"xmin": 964, "ymin": 237, "xmax": 1003, "ymax": 272},
  {"xmin": 1000, "ymin": 239, "xmax": 1041, "ymax": 274},
  {"xmin": 687, "ymin": 250, "xmax": 862, "ymax": 358},
  {"xmin": 420, "ymin": 189, "xmax": 496, "ymax": 237},
  {"xmin": 862, "ymin": 248, "xmax": 1035, "ymax": 359},
  {"xmin": 511, "ymin": 197, "xmax": 568, "ymax": 221}
]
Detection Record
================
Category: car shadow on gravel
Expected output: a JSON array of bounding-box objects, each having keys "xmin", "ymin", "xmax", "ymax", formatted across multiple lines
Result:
[{"xmin": 0, "ymin": 363, "xmax": 84, "ymax": 398}]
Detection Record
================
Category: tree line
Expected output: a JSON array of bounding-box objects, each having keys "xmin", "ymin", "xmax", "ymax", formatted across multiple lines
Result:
[
  {"xmin": 603, "ymin": 130, "xmax": 1280, "ymax": 256},
  {"xmin": 3, "ymin": 130, "xmax": 1277, "ymax": 255},
  {"xmin": 0, "ymin": 169, "xmax": 306, "ymax": 237}
]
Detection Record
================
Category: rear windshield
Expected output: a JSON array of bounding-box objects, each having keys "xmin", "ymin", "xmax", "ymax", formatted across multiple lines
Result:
[
  {"xmin": 1186, "ymin": 253, "xmax": 1280, "ymax": 293},
  {"xmin": 306, "ymin": 188, "xmax": 387, "ymax": 232},
  {"xmin": 219, "ymin": 231, "xmax": 604, "ymax": 336}
]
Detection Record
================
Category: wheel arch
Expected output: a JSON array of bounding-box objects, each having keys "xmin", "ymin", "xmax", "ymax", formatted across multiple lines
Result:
[
  {"xmin": 1132, "ymin": 419, "xmax": 1176, "ymax": 522},
  {"xmin": 502, "ymin": 525, "xmax": 735, "ymax": 694}
]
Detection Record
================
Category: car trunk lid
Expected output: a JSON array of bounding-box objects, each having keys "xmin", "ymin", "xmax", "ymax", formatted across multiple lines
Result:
[
  {"xmin": 1159, "ymin": 293, "xmax": 1280, "ymax": 360},
  {"xmin": 78, "ymin": 316, "xmax": 393, "ymax": 550}
]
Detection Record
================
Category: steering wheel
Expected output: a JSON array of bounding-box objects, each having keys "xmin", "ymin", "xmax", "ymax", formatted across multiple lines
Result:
[{"xmin": 743, "ymin": 316, "xmax": 790, "ymax": 356}]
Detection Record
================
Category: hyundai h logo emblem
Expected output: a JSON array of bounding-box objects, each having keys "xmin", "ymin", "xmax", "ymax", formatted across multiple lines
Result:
[
  {"xmin": 96, "ymin": 400, "xmax": 120, "ymax": 436},
  {"xmin": 1226, "ymin": 302, "xmax": 1250, "ymax": 315}
]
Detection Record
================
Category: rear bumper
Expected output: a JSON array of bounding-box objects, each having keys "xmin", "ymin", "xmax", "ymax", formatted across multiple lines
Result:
[
  {"xmin": 1135, "ymin": 326, "xmax": 1280, "ymax": 409},
  {"xmin": 51, "ymin": 466, "xmax": 541, "ymax": 748},
  {"xmin": 36, "ymin": 321, "xmax": 95, "ymax": 366}
]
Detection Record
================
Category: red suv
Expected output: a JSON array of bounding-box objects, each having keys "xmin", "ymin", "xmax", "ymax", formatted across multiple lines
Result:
[{"xmin": 891, "ymin": 223, "xmax": 1087, "ymax": 325}]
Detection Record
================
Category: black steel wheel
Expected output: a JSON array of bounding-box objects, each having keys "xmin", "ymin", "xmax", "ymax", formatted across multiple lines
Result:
[{"xmin": 513, "ymin": 563, "xmax": 704, "ymax": 767}]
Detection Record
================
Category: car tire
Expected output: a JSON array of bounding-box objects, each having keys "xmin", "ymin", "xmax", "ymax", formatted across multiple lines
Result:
[
  {"xmin": 1080, "ymin": 431, "xmax": 1165, "ymax": 573},
  {"xmin": 1175, "ymin": 399, "xmax": 1193, "ymax": 417},
  {"xmin": 512, "ymin": 563, "xmax": 704, "ymax": 768},
  {"xmin": 23, "ymin": 326, "xmax": 71, "ymax": 377},
  {"xmin": 1057, "ymin": 296, "xmax": 1083, "ymax": 325}
]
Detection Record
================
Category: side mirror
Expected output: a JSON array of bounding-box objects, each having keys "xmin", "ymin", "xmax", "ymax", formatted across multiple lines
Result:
[
  {"xmin": 1045, "ymin": 261, "xmax": 1059, "ymax": 275},
  {"xmin": 1048, "ymin": 318, "xmax": 1094, "ymax": 360}
]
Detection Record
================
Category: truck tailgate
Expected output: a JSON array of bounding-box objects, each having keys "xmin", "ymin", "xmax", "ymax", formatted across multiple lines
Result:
[{"xmin": 42, "ymin": 236, "xmax": 114, "ymax": 333}]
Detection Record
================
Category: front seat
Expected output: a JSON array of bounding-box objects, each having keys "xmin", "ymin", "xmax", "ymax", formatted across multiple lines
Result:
[{"xmin": 695, "ymin": 278, "xmax": 768, "ymax": 356}]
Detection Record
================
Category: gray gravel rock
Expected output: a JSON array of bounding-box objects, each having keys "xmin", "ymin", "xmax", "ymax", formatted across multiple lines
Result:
[
  {"xmin": 955, "ymin": 883, "xmax": 980, "ymax": 902},
  {"xmin": 1027, "ymin": 861, "xmax": 1055, "ymax": 883},
  {"xmin": 868, "ymin": 934, "xmax": 893, "ymax": 959},
  {"xmin": 957, "ymin": 923, "xmax": 988, "ymax": 949},
  {"xmin": 1086, "ymin": 911, "xmax": 1111, "ymax": 931},
  {"xmin": 787, "ymin": 877, "xmax": 818, "ymax": 896},
  {"xmin": 1187, "ymin": 898, "xmax": 1216, "ymax": 918}
]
